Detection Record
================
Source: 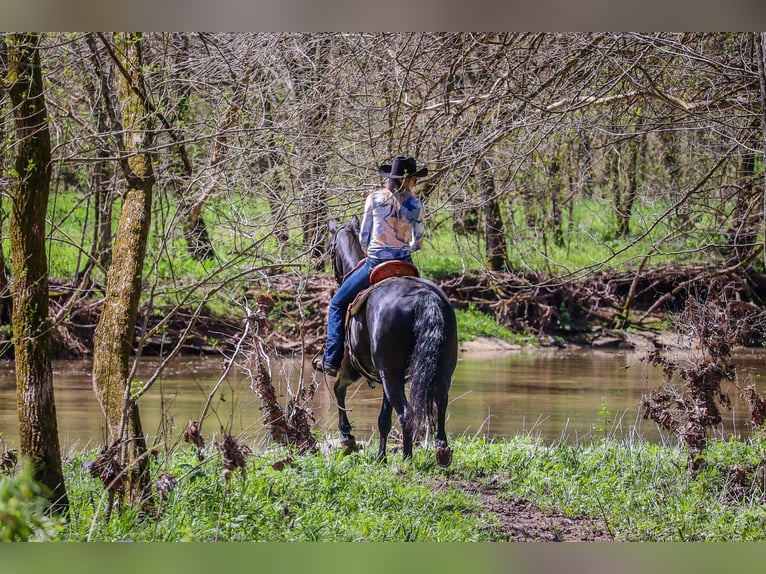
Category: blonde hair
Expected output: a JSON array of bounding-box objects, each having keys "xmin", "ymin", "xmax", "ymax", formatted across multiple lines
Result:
[{"xmin": 384, "ymin": 176, "xmax": 416, "ymax": 217}]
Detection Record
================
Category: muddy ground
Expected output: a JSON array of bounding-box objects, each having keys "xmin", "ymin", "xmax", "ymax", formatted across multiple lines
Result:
[{"xmin": 442, "ymin": 477, "xmax": 619, "ymax": 541}]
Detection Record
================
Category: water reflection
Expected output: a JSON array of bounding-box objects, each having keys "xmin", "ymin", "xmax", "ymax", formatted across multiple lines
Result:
[{"xmin": 0, "ymin": 348, "xmax": 763, "ymax": 451}]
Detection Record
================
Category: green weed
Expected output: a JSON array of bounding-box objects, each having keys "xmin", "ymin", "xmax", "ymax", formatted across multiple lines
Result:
[
  {"xmin": 0, "ymin": 462, "xmax": 61, "ymax": 541},
  {"xmin": 37, "ymin": 432, "xmax": 766, "ymax": 541},
  {"xmin": 454, "ymin": 304, "xmax": 535, "ymax": 345}
]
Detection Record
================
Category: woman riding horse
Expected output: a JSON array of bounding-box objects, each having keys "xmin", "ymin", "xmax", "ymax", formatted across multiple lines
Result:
[
  {"xmin": 316, "ymin": 156, "xmax": 457, "ymax": 466},
  {"xmin": 313, "ymin": 155, "xmax": 427, "ymax": 377}
]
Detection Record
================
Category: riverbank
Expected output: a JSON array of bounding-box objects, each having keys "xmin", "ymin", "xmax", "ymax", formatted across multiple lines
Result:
[
  {"xmin": 36, "ymin": 264, "xmax": 766, "ymax": 361},
  {"xmin": 11, "ymin": 432, "xmax": 766, "ymax": 542}
]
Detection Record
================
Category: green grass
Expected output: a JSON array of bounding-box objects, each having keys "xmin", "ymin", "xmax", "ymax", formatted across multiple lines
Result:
[
  {"xmin": 451, "ymin": 434, "xmax": 766, "ymax": 541},
  {"xmin": 417, "ymin": 197, "xmax": 727, "ymax": 278},
  {"xmin": 58, "ymin": 444, "xmax": 487, "ymax": 542},
  {"xmin": 8, "ymin": 432, "xmax": 766, "ymax": 542},
  {"xmin": 454, "ymin": 304, "xmax": 535, "ymax": 345},
  {"xmin": 37, "ymin": 191, "xmax": 727, "ymax": 287}
]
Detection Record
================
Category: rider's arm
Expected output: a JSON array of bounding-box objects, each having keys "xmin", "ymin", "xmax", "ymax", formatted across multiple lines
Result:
[
  {"xmin": 359, "ymin": 192, "xmax": 375, "ymax": 252},
  {"xmin": 410, "ymin": 203, "xmax": 424, "ymax": 252}
]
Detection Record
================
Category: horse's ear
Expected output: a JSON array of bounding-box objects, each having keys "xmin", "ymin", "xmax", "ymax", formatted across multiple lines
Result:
[
  {"xmin": 328, "ymin": 219, "xmax": 337, "ymax": 234},
  {"xmin": 350, "ymin": 214, "xmax": 360, "ymax": 229}
]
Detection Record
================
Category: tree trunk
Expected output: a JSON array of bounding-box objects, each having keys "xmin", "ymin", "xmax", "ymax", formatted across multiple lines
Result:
[
  {"xmin": 0, "ymin": 62, "xmax": 12, "ymax": 330},
  {"xmin": 6, "ymin": 33, "xmax": 69, "ymax": 513},
  {"xmin": 548, "ymin": 147, "xmax": 565, "ymax": 247},
  {"xmin": 579, "ymin": 132, "xmax": 594, "ymax": 197},
  {"xmin": 615, "ymin": 117, "xmax": 646, "ymax": 239},
  {"xmin": 171, "ymin": 34, "xmax": 215, "ymax": 261},
  {"xmin": 91, "ymin": 32, "xmax": 154, "ymax": 506},
  {"xmin": 262, "ymin": 93, "xmax": 290, "ymax": 245},
  {"xmin": 84, "ymin": 33, "xmax": 116, "ymax": 272},
  {"xmin": 480, "ymin": 158, "xmax": 507, "ymax": 271},
  {"xmin": 756, "ymin": 32, "xmax": 766, "ymax": 270},
  {"xmin": 616, "ymin": 140, "xmax": 638, "ymax": 239},
  {"xmin": 292, "ymin": 35, "xmax": 332, "ymax": 270},
  {"xmin": 727, "ymin": 137, "xmax": 759, "ymax": 266}
]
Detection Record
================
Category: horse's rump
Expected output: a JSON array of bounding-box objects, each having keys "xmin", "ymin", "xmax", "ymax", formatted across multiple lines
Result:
[{"xmin": 345, "ymin": 277, "xmax": 457, "ymax": 391}]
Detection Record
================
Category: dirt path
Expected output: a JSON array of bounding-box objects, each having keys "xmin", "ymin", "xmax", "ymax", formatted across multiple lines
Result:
[{"xmin": 434, "ymin": 477, "xmax": 619, "ymax": 542}]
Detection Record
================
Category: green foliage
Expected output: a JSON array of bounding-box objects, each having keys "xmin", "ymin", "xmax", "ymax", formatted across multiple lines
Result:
[
  {"xmin": 449, "ymin": 434, "xmax": 766, "ymax": 541},
  {"xmin": 593, "ymin": 398, "xmax": 613, "ymax": 439},
  {"xmin": 51, "ymin": 431, "xmax": 766, "ymax": 541},
  {"xmin": 61, "ymin": 445, "xmax": 485, "ymax": 542},
  {"xmin": 454, "ymin": 304, "xmax": 534, "ymax": 345},
  {"xmin": 0, "ymin": 462, "xmax": 61, "ymax": 541}
]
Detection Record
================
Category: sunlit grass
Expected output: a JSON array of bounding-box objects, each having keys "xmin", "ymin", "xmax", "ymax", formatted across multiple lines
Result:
[
  {"xmin": 33, "ymin": 432, "xmax": 766, "ymax": 542},
  {"xmin": 59, "ymin": 444, "xmax": 487, "ymax": 542},
  {"xmin": 417, "ymin": 197, "xmax": 725, "ymax": 278},
  {"xmin": 38, "ymin": 191, "xmax": 725, "ymax": 286},
  {"xmin": 449, "ymin": 434, "xmax": 766, "ymax": 541},
  {"xmin": 454, "ymin": 304, "xmax": 535, "ymax": 345}
]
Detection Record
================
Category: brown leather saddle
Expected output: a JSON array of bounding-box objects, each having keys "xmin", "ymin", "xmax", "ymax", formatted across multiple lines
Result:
[{"xmin": 346, "ymin": 260, "xmax": 420, "ymax": 322}]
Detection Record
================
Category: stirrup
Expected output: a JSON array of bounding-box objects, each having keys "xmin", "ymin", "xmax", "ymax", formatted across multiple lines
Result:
[{"xmin": 312, "ymin": 353, "xmax": 338, "ymax": 377}]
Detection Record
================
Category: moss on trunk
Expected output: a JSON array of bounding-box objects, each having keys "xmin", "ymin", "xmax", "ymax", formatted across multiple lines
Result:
[
  {"xmin": 91, "ymin": 33, "xmax": 155, "ymax": 506},
  {"xmin": 7, "ymin": 32, "xmax": 69, "ymax": 513}
]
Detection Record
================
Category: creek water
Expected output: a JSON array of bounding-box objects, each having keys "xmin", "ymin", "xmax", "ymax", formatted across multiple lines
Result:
[{"xmin": 1, "ymin": 347, "xmax": 764, "ymax": 452}]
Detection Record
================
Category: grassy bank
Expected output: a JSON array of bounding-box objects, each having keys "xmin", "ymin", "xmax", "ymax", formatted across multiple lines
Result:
[{"xmin": 6, "ymin": 432, "xmax": 766, "ymax": 542}]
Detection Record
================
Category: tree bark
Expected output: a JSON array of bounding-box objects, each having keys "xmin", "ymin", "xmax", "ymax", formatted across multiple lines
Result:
[
  {"xmin": 169, "ymin": 33, "xmax": 215, "ymax": 261},
  {"xmin": 480, "ymin": 157, "xmax": 507, "ymax": 271},
  {"xmin": 293, "ymin": 35, "xmax": 332, "ymax": 269},
  {"xmin": 756, "ymin": 32, "xmax": 766, "ymax": 270},
  {"xmin": 615, "ymin": 115, "xmax": 646, "ymax": 239},
  {"xmin": 91, "ymin": 32, "xmax": 154, "ymax": 505},
  {"xmin": 548, "ymin": 146, "xmax": 565, "ymax": 247},
  {"xmin": 727, "ymin": 141, "xmax": 759, "ymax": 266},
  {"xmin": 0, "ymin": 45, "xmax": 12, "ymax": 329},
  {"xmin": 6, "ymin": 33, "xmax": 69, "ymax": 513},
  {"xmin": 84, "ymin": 33, "xmax": 116, "ymax": 272}
]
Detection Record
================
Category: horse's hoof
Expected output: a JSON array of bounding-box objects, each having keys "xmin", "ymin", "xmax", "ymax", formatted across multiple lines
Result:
[
  {"xmin": 340, "ymin": 437, "xmax": 359, "ymax": 455},
  {"xmin": 436, "ymin": 445, "xmax": 452, "ymax": 467}
]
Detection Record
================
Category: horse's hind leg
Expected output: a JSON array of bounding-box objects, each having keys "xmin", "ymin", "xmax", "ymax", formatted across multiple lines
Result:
[
  {"xmin": 434, "ymin": 381, "xmax": 452, "ymax": 467},
  {"xmin": 383, "ymin": 379, "xmax": 413, "ymax": 461},
  {"xmin": 334, "ymin": 376, "xmax": 358, "ymax": 455},
  {"xmin": 376, "ymin": 395, "xmax": 393, "ymax": 463}
]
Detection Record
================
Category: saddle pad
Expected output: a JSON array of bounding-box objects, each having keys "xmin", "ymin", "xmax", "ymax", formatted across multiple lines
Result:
[
  {"xmin": 369, "ymin": 260, "xmax": 420, "ymax": 284},
  {"xmin": 347, "ymin": 287, "xmax": 373, "ymax": 322}
]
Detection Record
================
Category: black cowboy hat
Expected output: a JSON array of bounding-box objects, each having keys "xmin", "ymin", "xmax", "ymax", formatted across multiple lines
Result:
[{"xmin": 378, "ymin": 155, "xmax": 428, "ymax": 179}]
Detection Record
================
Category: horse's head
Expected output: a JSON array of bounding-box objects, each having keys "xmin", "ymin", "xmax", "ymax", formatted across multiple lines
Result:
[{"xmin": 328, "ymin": 215, "xmax": 364, "ymax": 285}]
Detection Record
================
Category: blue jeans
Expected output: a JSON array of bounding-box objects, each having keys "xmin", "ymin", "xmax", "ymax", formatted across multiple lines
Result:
[{"xmin": 323, "ymin": 256, "xmax": 411, "ymax": 367}]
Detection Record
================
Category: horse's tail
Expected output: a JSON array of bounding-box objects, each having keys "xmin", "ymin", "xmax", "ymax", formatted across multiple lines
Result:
[{"xmin": 407, "ymin": 290, "xmax": 448, "ymax": 436}]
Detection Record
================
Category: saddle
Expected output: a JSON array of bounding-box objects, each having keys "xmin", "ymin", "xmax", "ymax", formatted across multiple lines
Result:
[
  {"xmin": 346, "ymin": 260, "xmax": 420, "ymax": 321},
  {"xmin": 369, "ymin": 260, "xmax": 419, "ymax": 284}
]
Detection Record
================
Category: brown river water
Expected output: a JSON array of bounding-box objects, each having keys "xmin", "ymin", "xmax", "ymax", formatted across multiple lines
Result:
[{"xmin": 1, "ymin": 347, "xmax": 765, "ymax": 452}]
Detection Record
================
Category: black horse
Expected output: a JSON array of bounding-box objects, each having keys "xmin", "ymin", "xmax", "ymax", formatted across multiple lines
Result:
[{"xmin": 326, "ymin": 215, "xmax": 458, "ymax": 466}]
